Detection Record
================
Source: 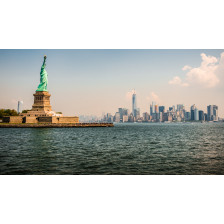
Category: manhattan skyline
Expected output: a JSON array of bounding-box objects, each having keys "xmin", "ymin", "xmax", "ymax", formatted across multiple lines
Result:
[{"xmin": 0, "ymin": 49, "xmax": 224, "ymax": 117}]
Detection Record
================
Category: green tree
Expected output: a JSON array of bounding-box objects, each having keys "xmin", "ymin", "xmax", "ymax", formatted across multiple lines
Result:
[
  {"xmin": 0, "ymin": 109, "xmax": 18, "ymax": 118},
  {"xmin": 22, "ymin": 110, "xmax": 29, "ymax": 113}
]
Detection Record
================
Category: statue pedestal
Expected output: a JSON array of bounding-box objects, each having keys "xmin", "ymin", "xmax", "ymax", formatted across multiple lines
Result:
[{"xmin": 27, "ymin": 91, "xmax": 53, "ymax": 117}]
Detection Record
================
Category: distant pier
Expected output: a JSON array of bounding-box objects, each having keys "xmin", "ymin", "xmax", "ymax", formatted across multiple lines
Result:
[{"xmin": 0, "ymin": 123, "xmax": 114, "ymax": 128}]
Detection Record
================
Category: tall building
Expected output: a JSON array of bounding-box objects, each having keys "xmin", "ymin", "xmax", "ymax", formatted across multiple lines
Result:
[
  {"xmin": 143, "ymin": 112, "xmax": 150, "ymax": 122},
  {"xmin": 199, "ymin": 110, "xmax": 204, "ymax": 121},
  {"xmin": 207, "ymin": 105, "xmax": 218, "ymax": 121},
  {"xmin": 191, "ymin": 104, "xmax": 196, "ymax": 121},
  {"xmin": 172, "ymin": 105, "xmax": 175, "ymax": 112},
  {"xmin": 122, "ymin": 115, "xmax": 128, "ymax": 123},
  {"xmin": 150, "ymin": 101, "xmax": 156, "ymax": 115},
  {"xmin": 159, "ymin": 106, "xmax": 165, "ymax": 113},
  {"xmin": 134, "ymin": 108, "xmax": 140, "ymax": 120},
  {"xmin": 177, "ymin": 104, "xmax": 184, "ymax": 111},
  {"xmin": 106, "ymin": 113, "xmax": 113, "ymax": 123},
  {"xmin": 194, "ymin": 108, "xmax": 199, "ymax": 121},
  {"xmin": 185, "ymin": 111, "xmax": 191, "ymax": 121},
  {"xmin": 114, "ymin": 112, "xmax": 121, "ymax": 123},
  {"xmin": 17, "ymin": 101, "xmax": 23, "ymax": 114},
  {"xmin": 213, "ymin": 105, "xmax": 218, "ymax": 121},
  {"xmin": 118, "ymin": 108, "xmax": 129, "ymax": 121},
  {"xmin": 169, "ymin": 105, "xmax": 175, "ymax": 112},
  {"xmin": 132, "ymin": 91, "xmax": 137, "ymax": 115},
  {"xmin": 207, "ymin": 105, "xmax": 213, "ymax": 121},
  {"xmin": 155, "ymin": 105, "xmax": 159, "ymax": 113},
  {"xmin": 204, "ymin": 113, "xmax": 208, "ymax": 121}
]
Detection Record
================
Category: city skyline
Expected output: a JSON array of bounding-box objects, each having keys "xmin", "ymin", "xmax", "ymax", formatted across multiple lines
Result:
[
  {"xmin": 0, "ymin": 49, "xmax": 224, "ymax": 117},
  {"xmin": 101, "ymin": 90, "xmax": 220, "ymax": 123}
]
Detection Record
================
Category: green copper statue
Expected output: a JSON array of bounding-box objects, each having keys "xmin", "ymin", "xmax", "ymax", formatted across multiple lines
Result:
[{"xmin": 36, "ymin": 55, "xmax": 48, "ymax": 92}]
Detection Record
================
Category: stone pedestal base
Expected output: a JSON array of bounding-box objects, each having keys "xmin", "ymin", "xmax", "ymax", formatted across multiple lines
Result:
[{"xmin": 27, "ymin": 91, "xmax": 53, "ymax": 117}]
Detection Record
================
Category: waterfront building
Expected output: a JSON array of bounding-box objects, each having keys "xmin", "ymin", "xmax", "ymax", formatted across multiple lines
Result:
[
  {"xmin": 150, "ymin": 101, "xmax": 156, "ymax": 115},
  {"xmin": 199, "ymin": 110, "xmax": 204, "ymax": 121},
  {"xmin": 177, "ymin": 104, "xmax": 184, "ymax": 111},
  {"xmin": 194, "ymin": 108, "xmax": 199, "ymax": 121},
  {"xmin": 159, "ymin": 106, "xmax": 165, "ymax": 113},
  {"xmin": 207, "ymin": 105, "xmax": 218, "ymax": 121},
  {"xmin": 185, "ymin": 111, "xmax": 191, "ymax": 121},
  {"xmin": 159, "ymin": 112, "xmax": 163, "ymax": 122},
  {"xmin": 118, "ymin": 108, "xmax": 123, "ymax": 118},
  {"xmin": 128, "ymin": 113, "xmax": 134, "ymax": 122},
  {"xmin": 204, "ymin": 113, "xmax": 208, "ymax": 121},
  {"xmin": 122, "ymin": 115, "xmax": 128, "ymax": 123},
  {"xmin": 135, "ymin": 108, "xmax": 140, "ymax": 120},
  {"xmin": 207, "ymin": 105, "xmax": 213, "ymax": 121},
  {"xmin": 163, "ymin": 113, "xmax": 172, "ymax": 122},
  {"xmin": 150, "ymin": 105, "xmax": 153, "ymax": 115},
  {"xmin": 169, "ymin": 105, "xmax": 175, "ymax": 112},
  {"xmin": 17, "ymin": 101, "xmax": 23, "ymax": 114},
  {"xmin": 191, "ymin": 104, "xmax": 196, "ymax": 121},
  {"xmin": 114, "ymin": 112, "xmax": 121, "ymax": 122},
  {"xmin": 106, "ymin": 113, "xmax": 113, "ymax": 123},
  {"xmin": 143, "ymin": 112, "xmax": 150, "ymax": 122},
  {"xmin": 213, "ymin": 105, "xmax": 218, "ymax": 121},
  {"xmin": 155, "ymin": 105, "xmax": 159, "ymax": 113},
  {"xmin": 118, "ymin": 108, "xmax": 129, "ymax": 121},
  {"xmin": 132, "ymin": 92, "xmax": 137, "ymax": 115}
]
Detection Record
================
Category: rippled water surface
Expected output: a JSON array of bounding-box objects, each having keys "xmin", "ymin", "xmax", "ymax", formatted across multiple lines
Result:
[{"xmin": 1, "ymin": 123, "xmax": 224, "ymax": 174}]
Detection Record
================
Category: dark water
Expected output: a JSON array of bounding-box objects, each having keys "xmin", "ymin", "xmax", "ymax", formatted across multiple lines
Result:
[{"xmin": 0, "ymin": 123, "xmax": 224, "ymax": 175}]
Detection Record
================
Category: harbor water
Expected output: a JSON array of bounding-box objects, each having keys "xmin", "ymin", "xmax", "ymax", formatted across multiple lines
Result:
[{"xmin": 0, "ymin": 122, "xmax": 224, "ymax": 174}]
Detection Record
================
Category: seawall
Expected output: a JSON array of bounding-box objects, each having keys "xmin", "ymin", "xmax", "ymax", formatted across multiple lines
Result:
[{"xmin": 0, "ymin": 123, "xmax": 114, "ymax": 128}]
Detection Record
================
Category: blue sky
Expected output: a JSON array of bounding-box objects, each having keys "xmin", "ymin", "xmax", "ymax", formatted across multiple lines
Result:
[{"xmin": 0, "ymin": 49, "xmax": 224, "ymax": 117}]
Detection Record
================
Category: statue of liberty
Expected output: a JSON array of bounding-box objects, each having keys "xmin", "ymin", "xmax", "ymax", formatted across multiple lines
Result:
[{"xmin": 36, "ymin": 55, "xmax": 48, "ymax": 91}]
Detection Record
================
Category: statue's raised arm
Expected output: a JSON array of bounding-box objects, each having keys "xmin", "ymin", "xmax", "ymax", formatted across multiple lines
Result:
[{"xmin": 36, "ymin": 55, "xmax": 48, "ymax": 92}]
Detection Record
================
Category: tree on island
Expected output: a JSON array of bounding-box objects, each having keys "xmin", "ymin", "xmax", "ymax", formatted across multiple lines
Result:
[
  {"xmin": 22, "ymin": 110, "xmax": 30, "ymax": 113},
  {"xmin": 0, "ymin": 109, "xmax": 18, "ymax": 118}
]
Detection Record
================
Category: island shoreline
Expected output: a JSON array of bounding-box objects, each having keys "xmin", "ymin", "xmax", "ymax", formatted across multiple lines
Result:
[{"xmin": 0, "ymin": 123, "xmax": 114, "ymax": 128}]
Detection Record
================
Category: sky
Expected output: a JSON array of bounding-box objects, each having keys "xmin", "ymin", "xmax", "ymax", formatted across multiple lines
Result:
[{"xmin": 0, "ymin": 49, "xmax": 224, "ymax": 117}]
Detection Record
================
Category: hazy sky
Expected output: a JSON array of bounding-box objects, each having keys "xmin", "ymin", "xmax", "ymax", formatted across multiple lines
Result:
[{"xmin": 0, "ymin": 49, "xmax": 224, "ymax": 117}]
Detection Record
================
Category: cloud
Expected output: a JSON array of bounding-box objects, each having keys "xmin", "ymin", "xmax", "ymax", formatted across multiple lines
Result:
[
  {"xmin": 169, "ymin": 52, "xmax": 224, "ymax": 88},
  {"xmin": 151, "ymin": 92, "xmax": 159, "ymax": 102},
  {"xmin": 147, "ymin": 92, "xmax": 161, "ymax": 103},
  {"xmin": 182, "ymin": 65, "xmax": 192, "ymax": 71},
  {"xmin": 169, "ymin": 76, "xmax": 189, "ymax": 86}
]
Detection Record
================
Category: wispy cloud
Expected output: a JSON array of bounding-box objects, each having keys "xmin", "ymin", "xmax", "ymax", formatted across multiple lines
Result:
[
  {"xmin": 146, "ymin": 92, "xmax": 161, "ymax": 104},
  {"xmin": 169, "ymin": 52, "xmax": 224, "ymax": 88},
  {"xmin": 182, "ymin": 65, "xmax": 192, "ymax": 71},
  {"xmin": 169, "ymin": 76, "xmax": 189, "ymax": 87}
]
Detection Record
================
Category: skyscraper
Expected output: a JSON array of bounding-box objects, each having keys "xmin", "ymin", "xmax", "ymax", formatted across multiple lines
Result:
[
  {"xmin": 194, "ymin": 108, "xmax": 199, "ymax": 121},
  {"xmin": 199, "ymin": 110, "xmax": 204, "ymax": 121},
  {"xmin": 185, "ymin": 111, "xmax": 191, "ymax": 121},
  {"xmin": 135, "ymin": 108, "xmax": 140, "ymax": 120},
  {"xmin": 159, "ymin": 106, "xmax": 165, "ymax": 113},
  {"xmin": 118, "ymin": 108, "xmax": 129, "ymax": 122},
  {"xmin": 207, "ymin": 105, "xmax": 213, "ymax": 121},
  {"xmin": 207, "ymin": 105, "xmax": 218, "ymax": 121},
  {"xmin": 114, "ymin": 112, "xmax": 121, "ymax": 123},
  {"xmin": 155, "ymin": 105, "xmax": 159, "ymax": 113},
  {"xmin": 191, "ymin": 104, "xmax": 196, "ymax": 121},
  {"xmin": 132, "ymin": 91, "xmax": 137, "ymax": 115},
  {"xmin": 177, "ymin": 104, "xmax": 184, "ymax": 111},
  {"xmin": 150, "ymin": 101, "xmax": 156, "ymax": 115},
  {"xmin": 17, "ymin": 101, "xmax": 23, "ymax": 114},
  {"xmin": 213, "ymin": 105, "xmax": 218, "ymax": 121}
]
